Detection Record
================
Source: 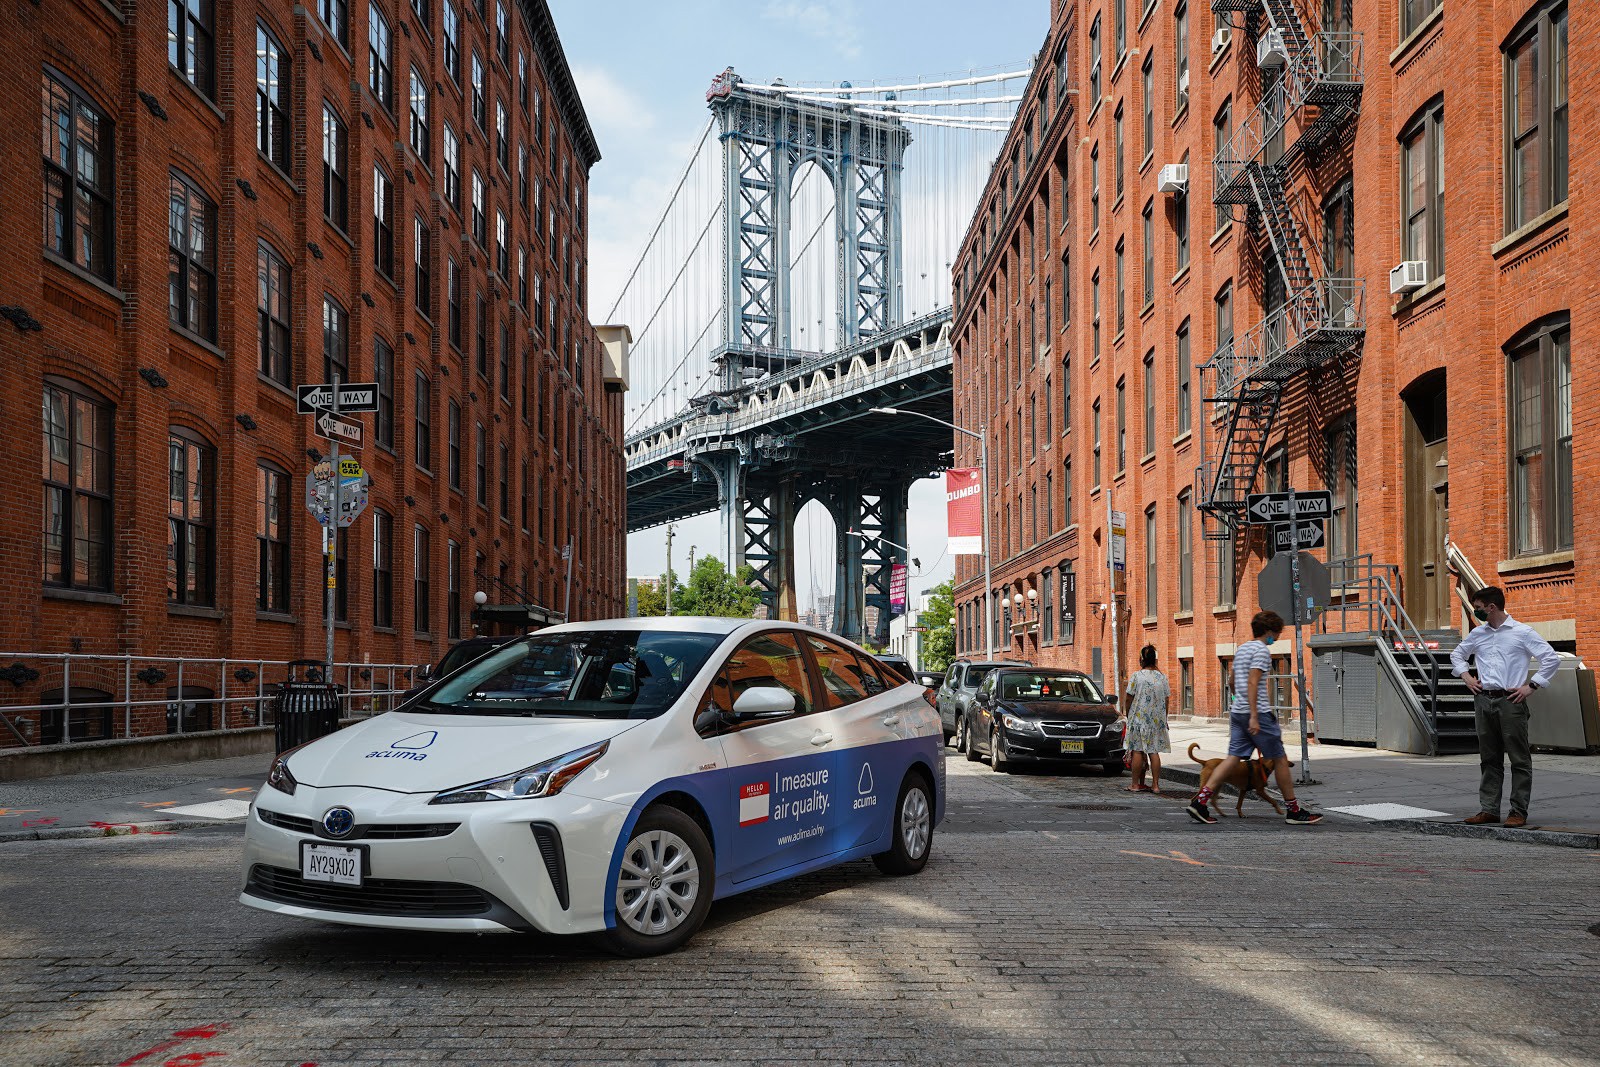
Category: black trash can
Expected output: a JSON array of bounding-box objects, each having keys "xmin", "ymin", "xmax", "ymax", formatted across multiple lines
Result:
[{"xmin": 273, "ymin": 660, "xmax": 343, "ymax": 754}]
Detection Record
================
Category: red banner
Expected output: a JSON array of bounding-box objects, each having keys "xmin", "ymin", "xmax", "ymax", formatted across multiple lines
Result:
[{"xmin": 946, "ymin": 467, "xmax": 983, "ymax": 556}]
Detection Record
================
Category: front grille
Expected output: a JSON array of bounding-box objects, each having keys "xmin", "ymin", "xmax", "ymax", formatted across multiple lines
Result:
[
  {"xmin": 1039, "ymin": 721, "xmax": 1104, "ymax": 738},
  {"xmin": 246, "ymin": 865, "xmax": 493, "ymax": 917},
  {"xmin": 254, "ymin": 809, "xmax": 457, "ymax": 841}
]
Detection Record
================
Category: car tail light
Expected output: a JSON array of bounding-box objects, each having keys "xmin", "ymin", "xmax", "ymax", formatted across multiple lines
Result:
[{"xmin": 921, "ymin": 689, "xmax": 937, "ymax": 709}]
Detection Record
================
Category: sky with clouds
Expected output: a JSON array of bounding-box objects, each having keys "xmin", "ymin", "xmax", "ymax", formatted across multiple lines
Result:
[{"xmin": 551, "ymin": 0, "xmax": 1047, "ymax": 612}]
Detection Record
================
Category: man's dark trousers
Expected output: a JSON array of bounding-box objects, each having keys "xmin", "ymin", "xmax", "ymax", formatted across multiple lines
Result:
[{"xmin": 1476, "ymin": 691, "xmax": 1532, "ymax": 816}]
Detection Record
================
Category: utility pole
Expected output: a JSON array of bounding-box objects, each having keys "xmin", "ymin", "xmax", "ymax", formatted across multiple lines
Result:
[
  {"xmin": 1105, "ymin": 485, "xmax": 1121, "ymax": 708},
  {"xmin": 688, "ymin": 545, "xmax": 696, "ymax": 577},
  {"xmin": 562, "ymin": 537, "xmax": 574, "ymax": 622},
  {"xmin": 325, "ymin": 371, "xmax": 342, "ymax": 677},
  {"xmin": 1287, "ymin": 487, "xmax": 1313, "ymax": 784},
  {"xmin": 665, "ymin": 524, "xmax": 676, "ymax": 616}
]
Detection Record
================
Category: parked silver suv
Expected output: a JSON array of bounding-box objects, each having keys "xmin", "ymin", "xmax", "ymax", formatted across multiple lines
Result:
[{"xmin": 935, "ymin": 658, "xmax": 1030, "ymax": 746}]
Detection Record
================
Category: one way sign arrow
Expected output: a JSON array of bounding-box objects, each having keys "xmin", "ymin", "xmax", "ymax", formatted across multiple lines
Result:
[
  {"xmin": 315, "ymin": 410, "xmax": 364, "ymax": 447},
  {"xmin": 1273, "ymin": 521, "xmax": 1326, "ymax": 552}
]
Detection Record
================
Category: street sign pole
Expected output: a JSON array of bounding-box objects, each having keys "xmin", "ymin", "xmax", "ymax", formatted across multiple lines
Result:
[
  {"xmin": 563, "ymin": 537, "xmax": 574, "ymax": 622},
  {"xmin": 1106, "ymin": 487, "xmax": 1121, "ymax": 707},
  {"xmin": 1286, "ymin": 488, "xmax": 1313, "ymax": 784},
  {"xmin": 325, "ymin": 372, "xmax": 341, "ymax": 677}
]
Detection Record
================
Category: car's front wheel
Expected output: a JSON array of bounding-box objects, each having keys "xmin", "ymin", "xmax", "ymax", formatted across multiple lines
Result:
[
  {"xmin": 960, "ymin": 717, "xmax": 980, "ymax": 762},
  {"xmin": 873, "ymin": 772, "xmax": 934, "ymax": 875},
  {"xmin": 596, "ymin": 806, "xmax": 714, "ymax": 957},
  {"xmin": 990, "ymin": 729, "xmax": 1009, "ymax": 773}
]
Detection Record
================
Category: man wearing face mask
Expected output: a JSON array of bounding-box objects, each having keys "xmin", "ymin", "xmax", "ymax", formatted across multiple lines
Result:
[{"xmin": 1449, "ymin": 586, "xmax": 1561, "ymax": 828}]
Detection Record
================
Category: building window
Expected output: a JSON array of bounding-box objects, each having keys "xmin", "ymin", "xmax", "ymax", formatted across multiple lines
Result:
[
  {"xmin": 518, "ymin": 245, "xmax": 528, "ymax": 305},
  {"xmin": 42, "ymin": 380, "xmax": 112, "ymax": 591},
  {"xmin": 1114, "ymin": 105, "xmax": 1125, "ymax": 201},
  {"xmin": 1091, "ymin": 270, "xmax": 1101, "ymax": 360},
  {"xmin": 519, "ymin": 145, "xmax": 530, "ymax": 209},
  {"xmin": 442, "ymin": 123, "xmax": 461, "ymax": 211},
  {"xmin": 475, "ymin": 422, "xmax": 487, "ymax": 507},
  {"xmin": 1178, "ymin": 490, "xmax": 1193, "ymax": 612},
  {"xmin": 168, "ymin": 172, "xmax": 216, "ymax": 340},
  {"xmin": 1175, "ymin": 158, "xmax": 1191, "ymax": 271},
  {"xmin": 1042, "ymin": 568, "xmax": 1054, "ymax": 643},
  {"xmin": 499, "ymin": 321, "xmax": 511, "ymax": 401},
  {"xmin": 169, "ymin": 0, "xmax": 215, "ymax": 97},
  {"xmin": 1115, "ymin": 378, "xmax": 1126, "ymax": 474},
  {"xmin": 1142, "ymin": 350, "xmax": 1155, "ymax": 457},
  {"xmin": 1323, "ymin": 177, "xmax": 1356, "ymax": 323},
  {"xmin": 373, "ymin": 164, "xmax": 394, "ymax": 277},
  {"xmin": 42, "ymin": 70, "xmax": 114, "ymax": 281},
  {"xmin": 1174, "ymin": 1, "xmax": 1190, "ymax": 110},
  {"xmin": 471, "ymin": 170, "xmax": 486, "ymax": 245},
  {"xmin": 414, "ymin": 525, "xmax": 431, "ymax": 634},
  {"xmin": 443, "ymin": 1, "xmax": 460, "ymax": 81},
  {"xmin": 323, "ymin": 296, "xmax": 348, "ymax": 381},
  {"xmin": 471, "ymin": 52, "xmax": 486, "ymax": 129},
  {"xmin": 1092, "ymin": 400, "xmax": 1102, "ymax": 487},
  {"xmin": 167, "ymin": 430, "xmax": 214, "ymax": 606},
  {"xmin": 447, "ymin": 257, "xmax": 462, "ymax": 348},
  {"xmin": 375, "ymin": 337, "xmax": 394, "ymax": 449},
  {"xmin": 1401, "ymin": 100, "xmax": 1445, "ymax": 279},
  {"xmin": 1061, "ymin": 247, "xmax": 1071, "ymax": 325},
  {"xmin": 1177, "ymin": 318, "xmax": 1192, "ymax": 436},
  {"xmin": 256, "ymin": 24, "xmax": 290, "ymax": 170},
  {"xmin": 496, "ymin": 210, "xmax": 509, "ymax": 276},
  {"xmin": 256, "ymin": 464, "xmax": 289, "ymax": 612},
  {"xmin": 319, "ymin": 0, "xmax": 349, "ymax": 48},
  {"xmin": 323, "ymin": 105, "xmax": 348, "ymax": 230},
  {"xmin": 1141, "ymin": 201, "xmax": 1155, "ymax": 307},
  {"xmin": 1508, "ymin": 315, "xmax": 1572, "ymax": 556},
  {"xmin": 1141, "ymin": 56, "xmax": 1154, "ymax": 161},
  {"xmin": 414, "ymin": 371, "xmax": 432, "ymax": 471},
  {"xmin": 1045, "ymin": 469, "xmax": 1054, "ymax": 532},
  {"xmin": 1115, "ymin": 0, "xmax": 1126, "ymax": 58},
  {"xmin": 409, "ymin": 66, "xmax": 430, "ymax": 159},
  {"xmin": 521, "ymin": 460, "xmax": 530, "ymax": 529},
  {"xmin": 1090, "ymin": 145, "xmax": 1100, "ymax": 233},
  {"xmin": 1504, "ymin": 3, "xmax": 1567, "ymax": 232},
  {"xmin": 1324, "ymin": 415, "xmax": 1357, "ymax": 561},
  {"xmin": 413, "ymin": 0, "xmax": 430, "ymax": 28},
  {"xmin": 496, "ymin": 0, "xmax": 510, "ymax": 64},
  {"xmin": 1144, "ymin": 505, "xmax": 1158, "ymax": 618},
  {"xmin": 1180, "ymin": 659, "xmax": 1194, "ymax": 713},
  {"xmin": 1213, "ymin": 101, "xmax": 1232, "ymax": 233},
  {"xmin": 1114, "ymin": 240, "xmax": 1126, "ymax": 334},
  {"xmin": 518, "ymin": 51, "xmax": 529, "ymax": 110},
  {"xmin": 475, "ymin": 290, "xmax": 488, "ymax": 376},
  {"xmin": 369, "ymin": 6, "xmax": 392, "ymax": 109},
  {"xmin": 446, "ymin": 539, "xmax": 461, "ymax": 638},
  {"xmin": 447, "ymin": 400, "xmax": 461, "ymax": 489},
  {"xmin": 257, "ymin": 242, "xmax": 291, "ymax": 385},
  {"xmin": 496, "ymin": 101, "xmax": 509, "ymax": 170},
  {"xmin": 414, "ymin": 217, "xmax": 432, "ymax": 316},
  {"xmin": 1089, "ymin": 15, "xmax": 1102, "ymax": 103},
  {"xmin": 1062, "ymin": 355, "xmax": 1071, "ymax": 432},
  {"xmin": 499, "ymin": 442, "xmax": 510, "ymax": 519},
  {"xmin": 373, "ymin": 509, "xmax": 393, "ymax": 628}
]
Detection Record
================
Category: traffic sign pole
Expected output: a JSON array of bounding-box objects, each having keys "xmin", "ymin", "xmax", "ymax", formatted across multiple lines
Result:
[
  {"xmin": 325, "ymin": 372, "xmax": 342, "ymax": 677},
  {"xmin": 1286, "ymin": 488, "xmax": 1313, "ymax": 784}
]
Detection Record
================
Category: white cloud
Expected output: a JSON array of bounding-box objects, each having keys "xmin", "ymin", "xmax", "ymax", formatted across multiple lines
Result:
[
  {"xmin": 761, "ymin": 0, "xmax": 864, "ymax": 60},
  {"xmin": 570, "ymin": 63, "xmax": 657, "ymax": 136}
]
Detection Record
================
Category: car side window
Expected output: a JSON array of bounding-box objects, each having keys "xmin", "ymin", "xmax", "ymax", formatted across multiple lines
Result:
[
  {"xmin": 712, "ymin": 631, "xmax": 818, "ymax": 722},
  {"xmin": 804, "ymin": 635, "xmax": 873, "ymax": 709},
  {"xmin": 853, "ymin": 653, "xmax": 892, "ymax": 696}
]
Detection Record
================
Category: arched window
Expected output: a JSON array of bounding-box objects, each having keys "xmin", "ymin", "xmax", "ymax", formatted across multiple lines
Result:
[
  {"xmin": 43, "ymin": 378, "xmax": 113, "ymax": 591},
  {"xmin": 168, "ymin": 427, "xmax": 215, "ymax": 606}
]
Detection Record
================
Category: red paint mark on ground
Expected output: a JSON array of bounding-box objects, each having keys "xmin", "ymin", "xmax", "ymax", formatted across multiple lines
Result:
[
  {"xmin": 21, "ymin": 817, "xmax": 58, "ymax": 827},
  {"xmin": 141, "ymin": 801, "xmax": 178, "ymax": 808},
  {"xmin": 219, "ymin": 787, "xmax": 256, "ymax": 795},
  {"xmin": 116, "ymin": 1024, "xmax": 228, "ymax": 1066},
  {"xmin": 162, "ymin": 1053, "xmax": 226, "ymax": 1066}
]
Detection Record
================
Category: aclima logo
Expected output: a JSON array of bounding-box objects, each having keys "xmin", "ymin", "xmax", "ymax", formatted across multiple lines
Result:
[
  {"xmin": 365, "ymin": 730, "xmax": 436, "ymax": 761},
  {"xmin": 947, "ymin": 483, "xmax": 980, "ymax": 502}
]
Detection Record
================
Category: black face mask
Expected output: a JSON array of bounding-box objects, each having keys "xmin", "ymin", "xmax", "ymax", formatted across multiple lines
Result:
[{"xmin": 1473, "ymin": 608, "xmax": 1490, "ymax": 622}]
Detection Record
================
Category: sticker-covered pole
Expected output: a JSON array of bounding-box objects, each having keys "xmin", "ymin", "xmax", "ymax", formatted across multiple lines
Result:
[{"xmin": 326, "ymin": 372, "xmax": 341, "ymax": 677}]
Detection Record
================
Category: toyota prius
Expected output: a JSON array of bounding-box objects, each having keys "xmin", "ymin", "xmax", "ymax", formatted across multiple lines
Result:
[{"xmin": 240, "ymin": 618, "xmax": 945, "ymax": 955}]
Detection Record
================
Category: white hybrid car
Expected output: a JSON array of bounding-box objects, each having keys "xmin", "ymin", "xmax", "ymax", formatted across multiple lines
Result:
[{"xmin": 240, "ymin": 618, "xmax": 945, "ymax": 955}]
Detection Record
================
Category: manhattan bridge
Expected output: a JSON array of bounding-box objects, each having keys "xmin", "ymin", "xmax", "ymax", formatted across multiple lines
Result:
[{"xmin": 616, "ymin": 64, "xmax": 1032, "ymax": 643}]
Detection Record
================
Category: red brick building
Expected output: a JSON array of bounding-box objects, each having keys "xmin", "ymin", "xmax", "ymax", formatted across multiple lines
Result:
[
  {"xmin": 0, "ymin": 0, "xmax": 627, "ymax": 742},
  {"xmin": 951, "ymin": 0, "xmax": 1589, "ymax": 722}
]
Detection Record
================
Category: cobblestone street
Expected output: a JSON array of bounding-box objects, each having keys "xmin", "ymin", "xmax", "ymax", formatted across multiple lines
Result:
[{"xmin": 1, "ymin": 757, "xmax": 1597, "ymax": 1066}]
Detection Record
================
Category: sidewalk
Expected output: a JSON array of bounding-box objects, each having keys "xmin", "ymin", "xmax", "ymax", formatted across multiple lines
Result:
[
  {"xmin": 1163, "ymin": 717, "xmax": 1600, "ymax": 848},
  {"xmin": 0, "ymin": 752, "xmax": 269, "ymax": 842}
]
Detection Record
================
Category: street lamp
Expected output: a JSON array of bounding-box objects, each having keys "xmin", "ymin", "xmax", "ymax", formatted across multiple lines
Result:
[
  {"xmin": 870, "ymin": 406, "xmax": 995, "ymax": 658},
  {"xmin": 844, "ymin": 529, "xmax": 921, "ymax": 571}
]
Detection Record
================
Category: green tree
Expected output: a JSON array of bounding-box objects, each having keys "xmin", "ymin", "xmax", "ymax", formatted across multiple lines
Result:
[
  {"xmin": 920, "ymin": 579, "xmax": 955, "ymax": 671},
  {"xmin": 677, "ymin": 555, "xmax": 762, "ymax": 618},
  {"xmin": 632, "ymin": 570, "xmax": 684, "ymax": 617}
]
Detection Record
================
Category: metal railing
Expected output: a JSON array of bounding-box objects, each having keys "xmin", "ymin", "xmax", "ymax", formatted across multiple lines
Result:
[
  {"xmin": 0, "ymin": 653, "xmax": 423, "ymax": 747},
  {"xmin": 1203, "ymin": 278, "xmax": 1365, "ymax": 400}
]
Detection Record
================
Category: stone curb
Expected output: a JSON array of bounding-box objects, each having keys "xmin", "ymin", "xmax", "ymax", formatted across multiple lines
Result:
[
  {"xmin": 1152, "ymin": 765, "xmax": 1600, "ymax": 849},
  {"xmin": 0, "ymin": 819, "xmax": 226, "ymax": 844}
]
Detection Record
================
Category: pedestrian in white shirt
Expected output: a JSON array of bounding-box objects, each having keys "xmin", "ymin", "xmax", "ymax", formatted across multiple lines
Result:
[{"xmin": 1448, "ymin": 586, "xmax": 1561, "ymax": 828}]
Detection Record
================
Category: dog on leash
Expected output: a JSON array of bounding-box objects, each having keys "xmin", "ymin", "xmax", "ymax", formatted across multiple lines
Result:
[{"xmin": 1186, "ymin": 743, "xmax": 1291, "ymax": 818}]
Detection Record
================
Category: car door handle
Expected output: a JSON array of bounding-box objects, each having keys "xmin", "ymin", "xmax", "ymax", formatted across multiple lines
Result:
[
  {"xmin": 881, "ymin": 715, "xmax": 900, "ymax": 727},
  {"xmin": 810, "ymin": 732, "xmax": 834, "ymax": 746}
]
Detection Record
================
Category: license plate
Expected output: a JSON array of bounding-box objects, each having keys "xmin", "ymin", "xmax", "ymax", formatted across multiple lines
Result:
[
  {"xmin": 1060, "ymin": 740, "xmax": 1085, "ymax": 754},
  {"xmin": 301, "ymin": 842, "xmax": 364, "ymax": 886}
]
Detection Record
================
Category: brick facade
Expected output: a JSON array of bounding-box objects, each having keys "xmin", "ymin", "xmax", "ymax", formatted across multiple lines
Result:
[
  {"xmin": 0, "ymin": 0, "xmax": 625, "ymax": 740},
  {"xmin": 951, "ymin": 0, "xmax": 1592, "ymax": 717}
]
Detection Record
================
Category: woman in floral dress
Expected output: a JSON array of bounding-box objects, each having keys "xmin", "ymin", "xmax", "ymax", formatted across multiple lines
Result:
[{"xmin": 1123, "ymin": 644, "xmax": 1172, "ymax": 792}]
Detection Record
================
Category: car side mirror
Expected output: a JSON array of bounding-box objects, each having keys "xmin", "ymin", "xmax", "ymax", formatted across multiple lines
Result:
[
  {"xmin": 418, "ymin": 664, "xmax": 434, "ymax": 682},
  {"xmin": 1104, "ymin": 694, "xmax": 1119, "ymax": 706},
  {"xmin": 731, "ymin": 686, "xmax": 796, "ymax": 722}
]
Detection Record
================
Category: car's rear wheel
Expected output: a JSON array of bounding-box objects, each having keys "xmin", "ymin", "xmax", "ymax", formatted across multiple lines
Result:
[
  {"xmin": 873, "ymin": 772, "xmax": 934, "ymax": 876},
  {"xmin": 596, "ymin": 806, "xmax": 714, "ymax": 957},
  {"xmin": 960, "ymin": 717, "xmax": 980, "ymax": 762}
]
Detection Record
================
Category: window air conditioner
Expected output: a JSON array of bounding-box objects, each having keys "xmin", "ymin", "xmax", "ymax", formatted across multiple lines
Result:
[
  {"xmin": 1158, "ymin": 164, "xmax": 1189, "ymax": 194},
  {"xmin": 1389, "ymin": 260, "xmax": 1428, "ymax": 295},
  {"xmin": 1257, "ymin": 29, "xmax": 1288, "ymax": 68},
  {"xmin": 1212, "ymin": 27, "xmax": 1232, "ymax": 54}
]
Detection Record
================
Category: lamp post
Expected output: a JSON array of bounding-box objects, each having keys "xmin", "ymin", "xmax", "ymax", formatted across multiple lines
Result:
[
  {"xmin": 844, "ymin": 529, "xmax": 922, "ymax": 571},
  {"xmin": 870, "ymin": 407, "xmax": 994, "ymax": 659}
]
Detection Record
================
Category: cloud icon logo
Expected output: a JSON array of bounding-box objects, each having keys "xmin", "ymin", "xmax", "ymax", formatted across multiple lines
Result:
[{"xmin": 391, "ymin": 731, "xmax": 438, "ymax": 750}]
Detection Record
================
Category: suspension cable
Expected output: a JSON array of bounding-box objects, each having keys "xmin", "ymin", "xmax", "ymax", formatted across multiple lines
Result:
[{"xmin": 604, "ymin": 118, "xmax": 715, "ymax": 323}]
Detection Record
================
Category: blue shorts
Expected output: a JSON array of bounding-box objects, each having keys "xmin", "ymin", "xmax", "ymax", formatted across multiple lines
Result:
[{"xmin": 1228, "ymin": 712, "xmax": 1286, "ymax": 760}]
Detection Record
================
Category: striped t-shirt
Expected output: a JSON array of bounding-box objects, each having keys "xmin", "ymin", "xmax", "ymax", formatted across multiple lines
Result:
[{"xmin": 1230, "ymin": 640, "xmax": 1274, "ymax": 717}]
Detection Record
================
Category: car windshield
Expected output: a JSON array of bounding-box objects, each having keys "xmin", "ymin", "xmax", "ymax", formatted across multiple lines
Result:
[
  {"xmin": 963, "ymin": 666, "xmax": 998, "ymax": 690},
  {"xmin": 434, "ymin": 640, "xmax": 504, "ymax": 678},
  {"xmin": 422, "ymin": 629, "xmax": 726, "ymax": 717},
  {"xmin": 998, "ymin": 672, "xmax": 1103, "ymax": 704}
]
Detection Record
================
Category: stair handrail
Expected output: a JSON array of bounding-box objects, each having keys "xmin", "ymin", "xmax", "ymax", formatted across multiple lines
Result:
[{"xmin": 1444, "ymin": 534, "xmax": 1484, "ymax": 622}]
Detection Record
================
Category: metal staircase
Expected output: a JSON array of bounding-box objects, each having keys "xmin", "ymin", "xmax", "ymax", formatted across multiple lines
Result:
[{"xmin": 1199, "ymin": 0, "xmax": 1367, "ymax": 523}]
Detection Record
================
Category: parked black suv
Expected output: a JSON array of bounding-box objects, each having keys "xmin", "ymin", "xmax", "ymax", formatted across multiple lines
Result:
[{"xmin": 963, "ymin": 667, "xmax": 1124, "ymax": 774}]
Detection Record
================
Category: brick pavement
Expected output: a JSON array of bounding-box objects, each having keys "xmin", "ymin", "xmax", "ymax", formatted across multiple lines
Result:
[{"xmin": 0, "ymin": 760, "xmax": 1596, "ymax": 1066}]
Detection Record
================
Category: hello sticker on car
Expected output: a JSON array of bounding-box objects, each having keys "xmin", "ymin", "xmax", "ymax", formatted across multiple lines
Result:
[{"xmin": 738, "ymin": 781, "xmax": 770, "ymax": 826}]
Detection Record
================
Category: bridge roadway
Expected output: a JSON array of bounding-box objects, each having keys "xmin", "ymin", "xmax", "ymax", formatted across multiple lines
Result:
[{"xmin": 624, "ymin": 310, "xmax": 955, "ymax": 642}]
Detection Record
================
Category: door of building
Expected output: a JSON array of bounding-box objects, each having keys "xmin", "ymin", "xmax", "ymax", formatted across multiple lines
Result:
[{"xmin": 1403, "ymin": 374, "xmax": 1450, "ymax": 631}]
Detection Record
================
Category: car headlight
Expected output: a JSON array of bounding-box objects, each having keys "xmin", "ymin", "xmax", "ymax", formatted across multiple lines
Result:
[
  {"xmin": 1000, "ymin": 714, "xmax": 1041, "ymax": 734},
  {"xmin": 265, "ymin": 749, "xmax": 301, "ymax": 796},
  {"xmin": 429, "ymin": 740, "xmax": 609, "ymax": 804},
  {"xmin": 1107, "ymin": 718, "xmax": 1127, "ymax": 733}
]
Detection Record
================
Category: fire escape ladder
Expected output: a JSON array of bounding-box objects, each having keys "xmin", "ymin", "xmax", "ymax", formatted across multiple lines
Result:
[
  {"xmin": 1247, "ymin": 164, "xmax": 1314, "ymax": 296},
  {"xmin": 1204, "ymin": 386, "xmax": 1283, "ymax": 517}
]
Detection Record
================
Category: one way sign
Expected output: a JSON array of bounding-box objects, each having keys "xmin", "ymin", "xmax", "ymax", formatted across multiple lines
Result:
[
  {"xmin": 1273, "ymin": 521, "xmax": 1326, "ymax": 552},
  {"xmin": 1246, "ymin": 490, "xmax": 1332, "ymax": 525},
  {"xmin": 315, "ymin": 410, "xmax": 364, "ymax": 447},
  {"xmin": 297, "ymin": 382, "xmax": 380, "ymax": 414}
]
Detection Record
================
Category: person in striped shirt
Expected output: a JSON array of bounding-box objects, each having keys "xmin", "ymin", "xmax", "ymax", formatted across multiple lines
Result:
[{"xmin": 1187, "ymin": 611, "xmax": 1322, "ymax": 826}]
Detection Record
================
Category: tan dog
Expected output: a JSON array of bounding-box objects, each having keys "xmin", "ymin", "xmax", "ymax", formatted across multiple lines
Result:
[{"xmin": 1186, "ymin": 742, "xmax": 1292, "ymax": 818}]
